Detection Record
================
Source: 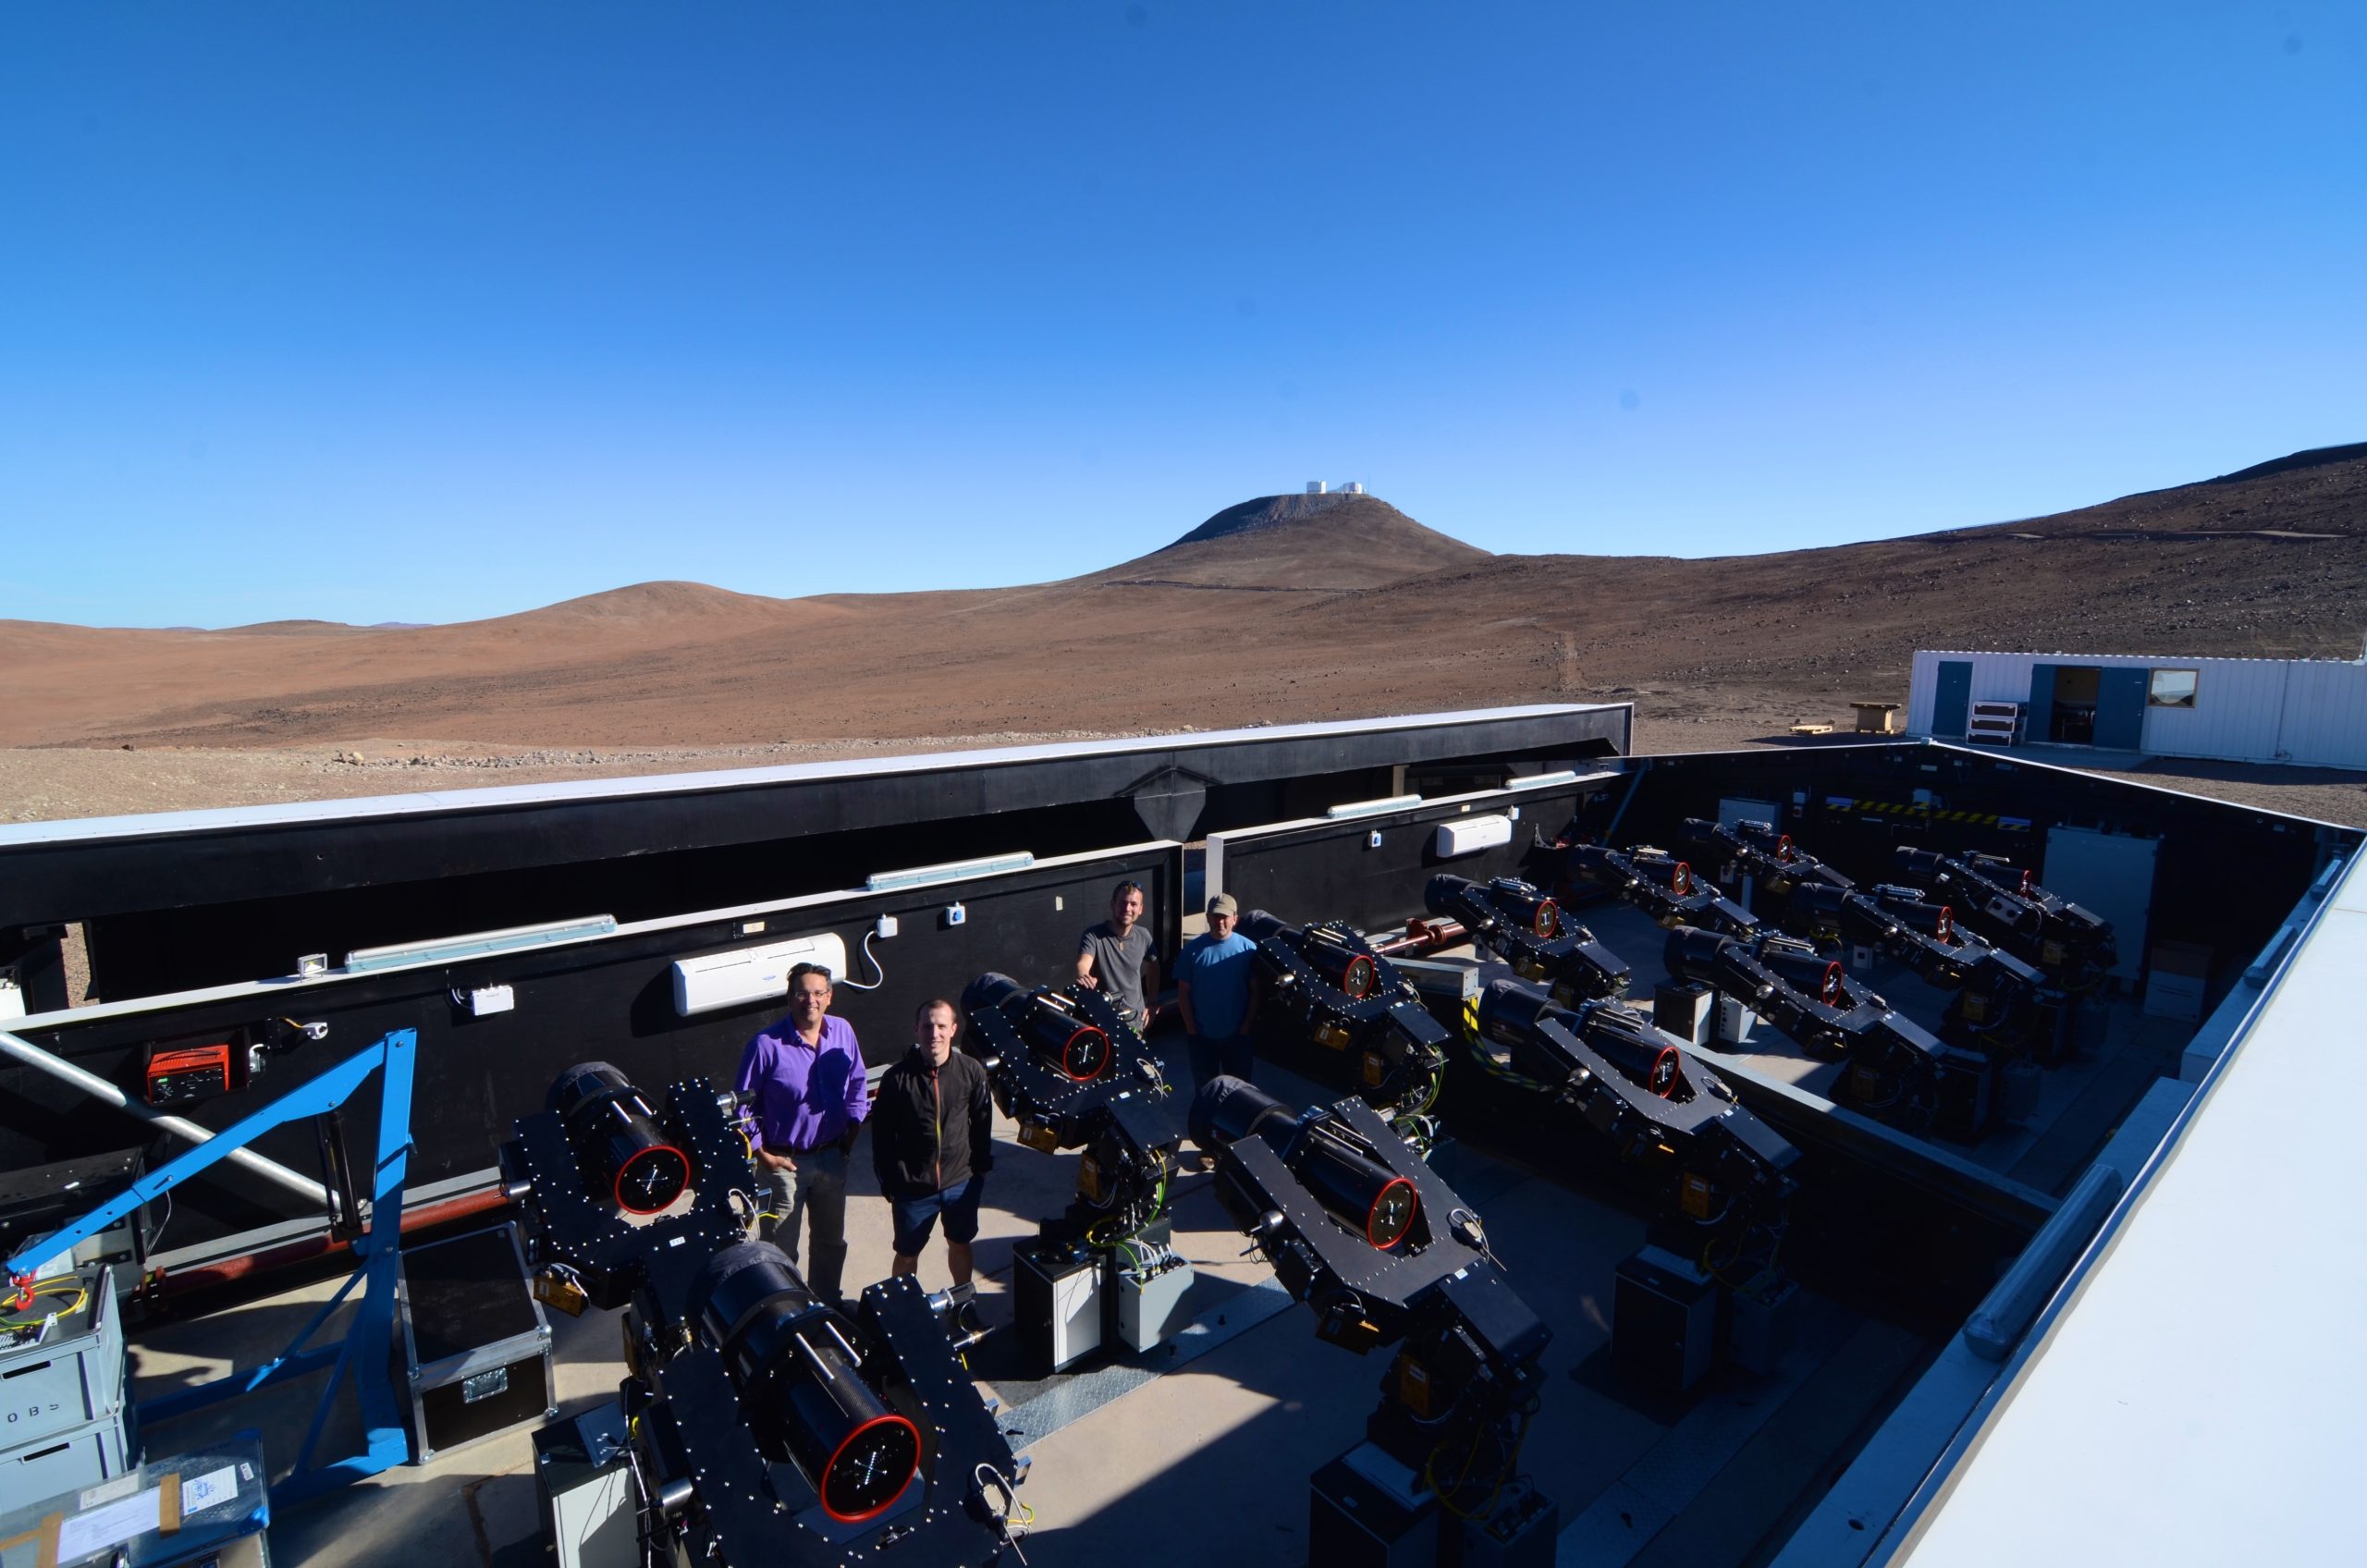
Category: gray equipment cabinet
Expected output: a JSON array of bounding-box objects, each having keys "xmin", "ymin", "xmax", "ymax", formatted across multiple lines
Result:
[
  {"xmin": 398, "ymin": 1223, "xmax": 557, "ymax": 1463},
  {"xmin": 0, "ymin": 1264, "xmax": 136, "ymax": 1501}
]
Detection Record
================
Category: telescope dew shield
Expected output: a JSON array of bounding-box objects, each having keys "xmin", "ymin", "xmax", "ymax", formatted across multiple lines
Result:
[
  {"xmin": 546, "ymin": 1060, "xmax": 691, "ymax": 1215},
  {"xmin": 1304, "ymin": 930, "xmax": 1380, "ymax": 999},
  {"xmin": 1488, "ymin": 877, "xmax": 1561, "ymax": 938},
  {"xmin": 1661, "ymin": 925, "xmax": 1732, "ymax": 987},
  {"xmin": 1245, "ymin": 911, "xmax": 1380, "ymax": 999},
  {"xmin": 690, "ymin": 1242, "xmax": 922, "ymax": 1525},
  {"xmin": 964, "ymin": 972, "xmax": 1112, "ymax": 1082},
  {"xmin": 1190, "ymin": 1076, "xmax": 1421, "ymax": 1251}
]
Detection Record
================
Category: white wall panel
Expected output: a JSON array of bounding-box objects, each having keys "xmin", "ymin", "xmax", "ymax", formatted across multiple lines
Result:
[
  {"xmin": 2278, "ymin": 662, "xmax": 2367, "ymax": 768},
  {"xmin": 2140, "ymin": 660, "xmax": 2288, "ymax": 762},
  {"xmin": 1908, "ymin": 650, "xmax": 2367, "ymax": 770}
]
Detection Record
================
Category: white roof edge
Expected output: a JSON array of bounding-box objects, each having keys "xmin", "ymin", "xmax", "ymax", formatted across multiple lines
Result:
[
  {"xmin": 1891, "ymin": 846, "xmax": 2367, "ymax": 1565},
  {"xmin": 0, "ymin": 704, "xmax": 1625, "ymax": 849},
  {"xmin": 1915, "ymin": 647, "xmax": 2364, "ymax": 666}
]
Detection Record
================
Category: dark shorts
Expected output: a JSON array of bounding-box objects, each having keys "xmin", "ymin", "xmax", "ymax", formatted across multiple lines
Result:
[
  {"xmin": 1187, "ymin": 1033, "xmax": 1254, "ymax": 1093},
  {"xmin": 890, "ymin": 1172, "xmax": 986, "ymax": 1256}
]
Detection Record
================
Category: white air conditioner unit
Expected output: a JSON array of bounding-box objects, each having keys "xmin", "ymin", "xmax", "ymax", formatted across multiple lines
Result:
[
  {"xmin": 672, "ymin": 933, "xmax": 850, "ymax": 1018},
  {"xmin": 1434, "ymin": 815, "xmax": 1515, "ymax": 859}
]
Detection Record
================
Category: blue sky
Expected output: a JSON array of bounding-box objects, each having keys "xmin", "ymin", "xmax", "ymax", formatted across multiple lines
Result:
[{"xmin": 4, "ymin": 4, "xmax": 2361, "ymax": 628}]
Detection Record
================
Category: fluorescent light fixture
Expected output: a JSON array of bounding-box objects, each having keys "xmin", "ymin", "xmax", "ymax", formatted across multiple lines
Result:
[
  {"xmin": 1503, "ymin": 770, "xmax": 1580, "ymax": 790},
  {"xmin": 1325, "ymin": 794, "xmax": 1423, "ymax": 820},
  {"xmin": 865, "ymin": 851, "xmax": 1035, "ymax": 893},
  {"xmin": 344, "ymin": 913, "xmax": 618, "ymax": 973}
]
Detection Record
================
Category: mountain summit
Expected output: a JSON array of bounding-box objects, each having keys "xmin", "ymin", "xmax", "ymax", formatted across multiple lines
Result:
[{"xmin": 1095, "ymin": 491, "xmax": 1490, "ymax": 591}]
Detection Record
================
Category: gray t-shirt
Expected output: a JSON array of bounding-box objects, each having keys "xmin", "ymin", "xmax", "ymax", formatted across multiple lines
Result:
[{"xmin": 1078, "ymin": 921, "xmax": 1159, "ymax": 1016}]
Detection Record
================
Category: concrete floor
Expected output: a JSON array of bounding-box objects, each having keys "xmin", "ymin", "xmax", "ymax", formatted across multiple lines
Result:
[{"xmin": 100, "ymin": 917, "xmax": 2177, "ymax": 1568}]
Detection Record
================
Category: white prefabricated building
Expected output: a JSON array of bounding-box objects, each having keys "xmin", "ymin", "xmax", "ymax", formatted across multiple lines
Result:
[{"xmin": 1905, "ymin": 649, "xmax": 2367, "ymax": 769}]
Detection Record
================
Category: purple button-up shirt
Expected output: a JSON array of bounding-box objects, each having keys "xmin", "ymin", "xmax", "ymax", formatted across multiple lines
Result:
[{"xmin": 736, "ymin": 1014, "xmax": 868, "ymax": 1153}]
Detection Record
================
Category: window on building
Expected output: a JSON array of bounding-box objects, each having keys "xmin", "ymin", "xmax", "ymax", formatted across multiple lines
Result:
[{"xmin": 2148, "ymin": 668, "xmax": 2199, "ymax": 708}]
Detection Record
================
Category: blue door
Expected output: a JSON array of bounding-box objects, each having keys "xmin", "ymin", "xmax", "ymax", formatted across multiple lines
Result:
[
  {"xmin": 2029, "ymin": 664, "xmax": 2059, "ymax": 741},
  {"xmin": 1933, "ymin": 661, "xmax": 1972, "ymax": 739},
  {"xmin": 2095, "ymin": 667, "xmax": 2148, "ymax": 751}
]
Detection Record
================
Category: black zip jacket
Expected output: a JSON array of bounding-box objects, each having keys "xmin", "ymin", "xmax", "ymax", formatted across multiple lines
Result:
[{"xmin": 870, "ymin": 1046, "xmax": 995, "ymax": 1199}]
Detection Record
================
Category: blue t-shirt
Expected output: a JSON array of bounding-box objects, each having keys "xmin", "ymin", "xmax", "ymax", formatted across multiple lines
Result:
[{"xmin": 1180, "ymin": 931, "xmax": 1257, "ymax": 1040}]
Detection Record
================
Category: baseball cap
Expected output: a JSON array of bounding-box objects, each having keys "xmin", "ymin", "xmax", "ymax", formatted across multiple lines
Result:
[{"xmin": 1207, "ymin": 893, "xmax": 1239, "ymax": 917}]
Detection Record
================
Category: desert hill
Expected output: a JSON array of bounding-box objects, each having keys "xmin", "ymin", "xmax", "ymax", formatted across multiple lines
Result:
[
  {"xmin": 1091, "ymin": 492, "xmax": 1490, "ymax": 591},
  {"xmin": 3, "ymin": 451, "xmax": 2361, "ymax": 752}
]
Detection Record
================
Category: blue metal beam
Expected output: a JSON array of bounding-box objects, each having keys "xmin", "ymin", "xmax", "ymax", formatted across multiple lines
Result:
[{"xmin": 6, "ymin": 1030, "xmax": 420, "ymax": 1503}]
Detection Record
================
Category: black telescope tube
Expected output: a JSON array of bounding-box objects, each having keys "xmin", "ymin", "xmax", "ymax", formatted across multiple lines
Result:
[
  {"xmin": 1242, "ymin": 911, "xmax": 1378, "ymax": 998},
  {"xmin": 1190, "ymin": 1077, "xmax": 1419, "ymax": 1250},
  {"xmin": 1662, "ymin": 925, "xmax": 1734, "ymax": 985},
  {"xmin": 963, "ymin": 972, "xmax": 1111, "ymax": 1082},
  {"xmin": 689, "ymin": 1242, "xmax": 922, "ymax": 1525},
  {"xmin": 1428, "ymin": 874, "xmax": 1555, "ymax": 941},
  {"xmin": 546, "ymin": 1060, "xmax": 690, "ymax": 1215},
  {"xmin": 1893, "ymin": 846, "xmax": 1955, "ymax": 884}
]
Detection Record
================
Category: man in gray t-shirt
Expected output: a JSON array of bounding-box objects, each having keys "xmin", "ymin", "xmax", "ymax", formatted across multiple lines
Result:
[{"xmin": 1076, "ymin": 880, "xmax": 1161, "ymax": 1024}]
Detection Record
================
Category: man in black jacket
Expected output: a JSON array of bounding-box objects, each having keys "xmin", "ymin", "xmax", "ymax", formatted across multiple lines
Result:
[{"xmin": 871, "ymin": 997, "xmax": 996, "ymax": 1286}]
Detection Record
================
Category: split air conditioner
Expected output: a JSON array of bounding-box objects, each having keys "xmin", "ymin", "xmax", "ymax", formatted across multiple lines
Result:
[
  {"xmin": 1434, "ymin": 815, "xmax": 1515, "ymax": 859},
  {"xmin": 671, "ymin": 933, "xmax": 850, "ymax": 1018}
]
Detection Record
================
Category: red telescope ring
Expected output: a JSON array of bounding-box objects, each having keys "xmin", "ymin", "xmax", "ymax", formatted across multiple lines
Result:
[
  {"xmin": 817, "ymin": 1412, "xmax": 925, "ymax": 1524},
  {"xmin": 1061, "ymin": 1026, "xmax": 1111, "ymax": 1083},
  {"xmin": 1367, "ymin": 1178, "xmax": 1419, "ymax": 1250},
  {"xmin": 612, "ymin": 1144, "xmax": 689, "ymax": 1216}
]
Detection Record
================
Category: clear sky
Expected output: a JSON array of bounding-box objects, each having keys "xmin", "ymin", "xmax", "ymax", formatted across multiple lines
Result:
[{"xmin": 4, "ymin": 3, "xmax": 2361, "ymax": 628}]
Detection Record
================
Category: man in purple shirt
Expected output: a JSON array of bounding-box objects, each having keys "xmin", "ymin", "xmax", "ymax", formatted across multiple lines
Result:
[{"xmin": 736, "ymin": 962, "xmax": 869, "ymax": 1304}]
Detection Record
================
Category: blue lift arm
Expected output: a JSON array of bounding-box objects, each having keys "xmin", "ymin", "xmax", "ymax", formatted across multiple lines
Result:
[{"xmin": 6, "ymin": 1029, "xmax": 420, "ymax": 1504}]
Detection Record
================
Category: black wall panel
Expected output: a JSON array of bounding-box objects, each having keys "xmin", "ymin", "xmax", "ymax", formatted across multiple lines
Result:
[
  {"xmin": 1211, "ymin": 784, "xmax": 1604, "ymax": 935},
  {"xmin": 4, "ymin": 845, "xmax": 1180, "ymax": 1254}
]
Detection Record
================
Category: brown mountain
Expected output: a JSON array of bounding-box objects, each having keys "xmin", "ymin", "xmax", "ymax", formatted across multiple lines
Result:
[
  {"xmin": 2, "ymin": 453, "xmax": 2361, "ymax": 751},
  {"xmin": 1090, "ymin": 492, "xmax": 1490, "ymax": 591}
]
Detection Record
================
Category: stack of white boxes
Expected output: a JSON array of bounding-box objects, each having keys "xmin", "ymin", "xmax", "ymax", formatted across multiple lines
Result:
[{"xmin": 1967, "ymin": 700, "xmax": 2023, "ymax": 745}]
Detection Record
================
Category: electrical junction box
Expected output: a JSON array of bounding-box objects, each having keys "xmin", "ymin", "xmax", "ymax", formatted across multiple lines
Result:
[
  {"xmin": 1433, "ymin": 815, "xmax": 1515, "ymax": 859},
  {"xmin": 1725, "ymin": 1274, "xmax": 1801, "ymax": 1377},
  {"xmin": 1308, "ymin": 1443, "xmax": 1440, "ymax": 1568},
  {"xmin": 1114, "ymin": 1256, "xmax": 1195, "ymax": 1351},
  {"xmin": 461, "ymin": 985, "xmax": 514, "ymax": 1017},
  {"xmin": 399, "ymin": 1224, "xmax": 556, "ymax": 1462},
  {"xmin": 670, "ymin": 933, "xmax": 848, "ymax": 1018},
  {"xmin": 1012, "ymin": 1243, "xmax": 1103, "ymax": 1374},
  {"xmin": 1651, "ymin": 982, "xmax": 1715, "ymax": 1047},
  {"xmin": 1613, "ymin": 1244, "xmax": 1718, "ymax": 1399},
  {"xmin": 533, "ymin": 1401, "xmax": 639, "ymax": 1568},
  {"xmin": 1714, "ymin": 995, "xmax": 1758, "ymax": 1046}
]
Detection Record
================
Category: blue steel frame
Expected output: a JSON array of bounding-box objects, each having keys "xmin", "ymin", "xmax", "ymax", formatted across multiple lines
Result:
[{"xmin": 3, "ymin": 1029, "xmax": 418, "ymax": 1504}]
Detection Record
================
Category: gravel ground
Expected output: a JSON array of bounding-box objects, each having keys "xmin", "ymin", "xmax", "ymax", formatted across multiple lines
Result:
[{"xmin": 6, "ymin": 710, "xmax": 2361, "ymax": 830}]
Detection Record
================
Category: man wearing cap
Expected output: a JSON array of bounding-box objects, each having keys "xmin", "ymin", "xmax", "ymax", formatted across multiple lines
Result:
[
  {"xmin": 1177, "ymin": 893, "xmax": 1260, "ymax": 1092},
  {"xmin": 736, "ymin": 962, "xmax": 868, "ymax": 1305}
]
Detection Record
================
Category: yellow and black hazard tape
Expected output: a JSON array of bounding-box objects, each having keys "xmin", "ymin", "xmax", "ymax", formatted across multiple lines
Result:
[{"xmin": 1821, "ymin": 798, "xmax": 2030, "ymax": 830}]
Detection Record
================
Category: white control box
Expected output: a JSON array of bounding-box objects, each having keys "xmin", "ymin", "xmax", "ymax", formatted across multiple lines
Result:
[
  {"xmin": 1433, "ymin": 814, "xmax": 1515, "ymax": 859},
  {"xmin": 671, "ymin": 933, "xmax": 849, "ymax": 1018}
]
